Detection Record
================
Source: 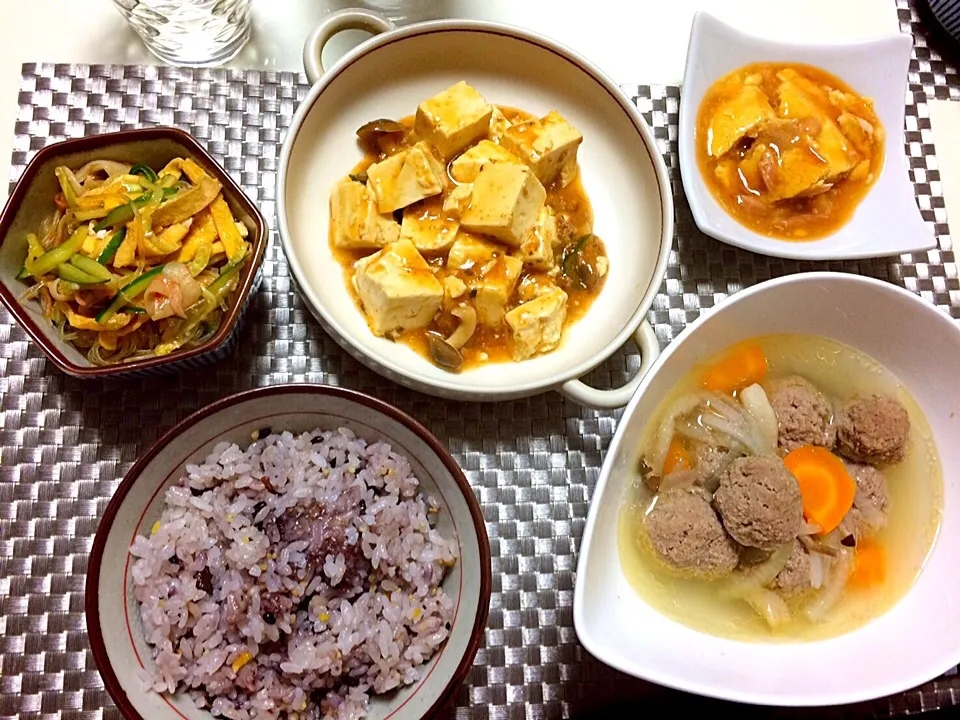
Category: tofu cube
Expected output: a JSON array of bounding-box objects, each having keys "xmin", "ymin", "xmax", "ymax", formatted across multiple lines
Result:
[
  {"xmin": 473, "ymin": 255, "xmax": 524, "ymax": 326},
  {"xmin": 330, "ymin": 179, "xmax": 401, "ymax": 250},
  {"xmin": 460, "ymin": 163, "xmax": 545, "ymax": 247},
  {"xmin": 505, "ymin": 288, "xmax": 568, "ymax": 360},
  {"xmin": 706, "ymin": 85, "xmax": 775, "ymax": 158},
  {"xmin": 366, "ymin": 141, "xmax": 446, "ymax": 214},
  {"xmin": 450, "ymin": 140, "xmax": 523, "ymax": 183},
  {"xmin": 514, "ymin": 207, "xmax": 558, "ymax": 271},
  {"xmin": 446, "ymin": 233, "xmax": 503, "ymax": 274},
  {"xmin": 444, "ymin": 275, "xmax": 468, "ymax": 299},
  {"xmin": 399, "ymin": 196, "xmax": 459, "ymax": 255},
  {"xmin": 414, "ymin": 81, "xmax": 493, "ymax": 159},
  {"xmin": 515, "ymin": 275, "xmax": 561, "ymax": 304},
  {"xmin": 488, "ymin": 106, "xmax": 512, "ymax": 142},
  {"xmin": 501, "ymin": 110, "xmax": 583, "ymax": 188},
  {"xmin": 442, "ymin": 184, "xmax": 473, "ymax": 220},
  {"xmin": 354, "ymin": 239, "xmax": 443, "ymax": 336}
]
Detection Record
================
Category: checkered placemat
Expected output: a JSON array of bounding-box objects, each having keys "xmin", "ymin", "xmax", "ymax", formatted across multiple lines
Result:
[{"xmin": 0, "ymin": 1, "xmax": 957, "ymax": 718}]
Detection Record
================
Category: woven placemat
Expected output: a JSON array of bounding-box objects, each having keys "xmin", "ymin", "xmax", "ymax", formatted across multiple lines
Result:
[{"xmin": 0, "ymin": 1, "xmax": 957, "ymax": 718}]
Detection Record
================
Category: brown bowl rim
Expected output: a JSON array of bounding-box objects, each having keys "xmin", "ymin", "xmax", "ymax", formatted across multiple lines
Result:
[
  {"xmin": 84, "ymin": 383, "xmax": 492, "ymax": 720},
  {"xmin": 0, "ymin": 126, "xmax": 267, "ymax": 377}
]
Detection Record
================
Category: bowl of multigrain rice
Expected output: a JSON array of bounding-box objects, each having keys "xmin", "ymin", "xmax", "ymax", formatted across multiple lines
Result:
[{"xmin": 86, "ymin": 384, "xmax": 490, "ymax": 720}]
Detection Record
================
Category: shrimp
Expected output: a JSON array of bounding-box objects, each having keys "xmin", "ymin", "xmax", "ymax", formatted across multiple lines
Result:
[{"xmin": 143, "ymin": 262, "xmax": 202, "ymax": 320}]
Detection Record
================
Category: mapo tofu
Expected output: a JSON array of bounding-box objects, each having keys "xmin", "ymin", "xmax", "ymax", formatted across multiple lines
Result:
[
  {"xmin": 696, "ymin": 63, "xmax": 885, "ymax": 241},
  {"xmin": 329, "ymin": 82, "xmax": 608, "ymax": 372}
]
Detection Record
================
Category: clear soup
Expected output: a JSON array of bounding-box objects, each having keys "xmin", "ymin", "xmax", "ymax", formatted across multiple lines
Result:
[{"xmin": 618, "ymin": 333, "xmax": 942, "ymax": 642}]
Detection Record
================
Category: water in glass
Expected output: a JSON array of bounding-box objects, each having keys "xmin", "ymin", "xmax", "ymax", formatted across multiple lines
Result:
[{"xmin": 113, "ymin": 0, "xmax": 253, "ymax": 66}]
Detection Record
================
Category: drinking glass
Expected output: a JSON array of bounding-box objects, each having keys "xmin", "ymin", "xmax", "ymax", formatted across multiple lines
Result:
[{"xmin": 112, "ymin": 0, "xmax": 253, "ymax": 67}]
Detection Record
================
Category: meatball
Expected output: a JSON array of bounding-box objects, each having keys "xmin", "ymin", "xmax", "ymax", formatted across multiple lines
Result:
[
  {"xmin": 851, "ymin": 463, "xmax": 889, "ymax": 515},
  {"xmin": 695, "ymin": 443, "xmax": 730, "ymax": 482},
  {"xmin": 839, "ymin": 463, "xmax": 889, "ymax": 539},
  {"xmin": 771, "ymin": 539, "xmax": 812, "ymax": 595},
  {"xmin": 643, "ymin": 489, "xmax": 739, "ymax": 577},
  {"xmin": 767, "ymin": 375, "xmax": 836, "ymax": 454},
  {"xmin": 714, "ymin": 456, "xmax": 804, "ymax": 550},
  {"xmin": 836, "ymin": 394, "xmax": 909, "ymax": 464}
]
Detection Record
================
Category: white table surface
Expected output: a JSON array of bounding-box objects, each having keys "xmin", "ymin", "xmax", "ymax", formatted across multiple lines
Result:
[{"xmin": 1, "ymin": 0, "xmax": 957, "ymax": 226}]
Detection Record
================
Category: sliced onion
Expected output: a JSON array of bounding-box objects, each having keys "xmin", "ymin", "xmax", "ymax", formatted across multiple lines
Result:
[
  {"xmin": 658, "ymin": 470, "xmax": 699, "ymax": 493},
  {"xmin": 740, "ymin": 383, "xmax": 778, "ymax": 453},
  {"xmin": 74, "ymin": 159, "xmax": 132, "ymax": 182},
  {"xmin": 808, "ymin": 552, "xmax": 827, "ymax": 590},
  {"xmin": 700, "ymin": 412, "xmax": 765, "ymax": 456},
  {"xmin": 799, "ymin": 534, "xmax": 838, "ymax": 557},
  {"xmin": 645, "ymin": 394, "xmax": 704, "ymax": 475},
  {"xmin": 673, "ymin": 418, "xmax": 722, "ymax": 446},
  {"xmin": 804, "ymin": 548, "xmax": 853, "ymax": 622},
  {"xmin": 743, "ymin": 588, "xmax": 792, "ymax": 629},
  {"xmin": 721, "ymin": 543, "xmax": 794, "ymax": 599}
]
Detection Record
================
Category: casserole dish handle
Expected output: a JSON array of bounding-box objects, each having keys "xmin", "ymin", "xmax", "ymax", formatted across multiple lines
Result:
[
  {"xmin": 559, "ymin": 320, "xmax": 659, "ymax": 409},
  {"xmin": 302, "ymin": 9, "xmax": 395, "ymax": 84}
]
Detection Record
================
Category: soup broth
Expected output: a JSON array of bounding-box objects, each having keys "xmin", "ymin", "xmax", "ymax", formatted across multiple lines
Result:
[{"xmin": 618, "ymin": 334, "xmax": 942, "ymax": 642}]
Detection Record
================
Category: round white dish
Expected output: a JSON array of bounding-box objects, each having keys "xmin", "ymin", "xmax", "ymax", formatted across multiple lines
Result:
[
  {"xmin": 574, "ymin": 272, "xmax": 960, "ymax": 705},
  {"xmin": 277, "ymin": 10, "xmax": 673, "ymax": 409},
  {"xmin": 678, "ymin": 11, "xmax": 935, "ymax": 261},
  {"xmin": 86, "ymin": 384, "xmax": 491, "ymax": 720}
]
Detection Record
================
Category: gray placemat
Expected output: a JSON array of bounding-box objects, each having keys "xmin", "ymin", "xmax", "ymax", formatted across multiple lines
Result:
[{"xmin": 1, "ymin": 2, "xmax": 958, "ymax": 718}]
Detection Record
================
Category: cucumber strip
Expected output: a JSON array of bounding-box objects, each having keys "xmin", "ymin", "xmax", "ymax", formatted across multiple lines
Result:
[
  {"xmin": 130, "ymin": 164, "xmax": 159, "ymax": 184},
  {"xmin": 69, "ymin": 254, "xmax": 114, "ymax": 283},
  {"xmin": 208, "ymin": 258, "xmax": 244, "ymax": 296},
  {"xmin": 95, "ymin": 265, "xmax": 165, "ymax": 324},
  {"xmin": 55, "ymin": 262, "xmax": 106, "ymax": 286},
  {"xmin": 28, "ymin": 225, "xmax": 88, "ymax": 277},
  {"xmin": 97, "ymin": 228, "xmax": 126, "ymax": 264},
  {"xmin": 92, "ymin": 195, "xmax": 150, "ymax": 232}
]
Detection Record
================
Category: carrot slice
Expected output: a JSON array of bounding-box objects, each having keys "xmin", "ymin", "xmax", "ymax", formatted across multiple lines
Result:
[
  {"xmin": 662, "ymin": 436, "xmax": 692, "ymax": 475},
  {"xmin": 783, "ymin": 445, "xmax": 856, "ymax": 534},
  {"xmin": 849, "ymin": 538, "xmax": 886, "ymax": 588},
  {"xmin": 700, "ymin": 343, "xmax": 768, "ymax": 394}
]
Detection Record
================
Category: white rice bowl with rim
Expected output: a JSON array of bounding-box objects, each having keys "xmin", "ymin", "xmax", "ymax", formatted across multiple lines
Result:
[{"xmin": 129, "ymin": 425, "xmax": 459, "ymax": 719}]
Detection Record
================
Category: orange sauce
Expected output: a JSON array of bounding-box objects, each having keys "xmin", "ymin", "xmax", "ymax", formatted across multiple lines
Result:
[
  {"xmin": 696, "ymin": 63, "xmax": 885, "ymax": 241},
  {"xmin": 330, "ymin": 105, "xmax": 607, "ymax": 370}
]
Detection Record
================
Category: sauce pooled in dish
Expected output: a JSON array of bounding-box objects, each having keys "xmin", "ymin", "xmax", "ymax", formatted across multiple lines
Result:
[
  {"xmin": 696, "ymin": 63, "xmax": 885, "ymax": 241},
  {"xmin": 619, "ymin": 334, "xmax": 941, "ymax": 642},
  {"xmin": 328, "ymin": 81, "xmax": 608, "ymax": 373}
]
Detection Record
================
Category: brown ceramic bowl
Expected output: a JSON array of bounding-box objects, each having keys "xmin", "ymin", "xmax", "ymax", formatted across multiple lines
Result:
[
  {"xmin": 86, "ymin": 384, "xmax": 491, "ymax": 720},
  {"xmin": 0, "ymin": 126, "xmax": 266, "ymax": 378}
]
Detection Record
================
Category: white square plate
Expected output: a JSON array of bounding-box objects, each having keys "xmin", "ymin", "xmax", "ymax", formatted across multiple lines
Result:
[{"xmin": 678, "ymin": 12, "xmax": 935, "ymax": 261}]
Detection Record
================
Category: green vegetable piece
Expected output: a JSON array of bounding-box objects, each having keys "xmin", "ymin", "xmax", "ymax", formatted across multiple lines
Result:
[
  {"xmin": 55, "ymin": 167, "xmax": 78, "ymax": 208},
  {"xmin": 208, "ymin": 258, "xmax": 243, "ymax": 296},
  {"xmin": 69, "ymin": 254, "xmax": 114, "ymax": 283},
  {"xmin": 28, "ymin": 225, "xmax": 88, "ymax": 278},
  {"xmin": 55, "ymin": 262, "xmax": 106, "ymax": 285},
  {"xmin": 93, "ymin": 195, "xmax": 151, "ymax": 232},
  {"xmin": 97, "ymin": 228, "xmax": 126, "ymax": 264},
  {"xmin": 122, "ymin": 305, "xmax": 146, "ymax": 314},
  {"xmin": 561, "ymin": 234, "xmax": 592, "ymax": 286},
  {"xmin": 96, "ymin": 265, "xmax": 165, "ymax": 324},
  {"xmin": 16, "ymin": 265, "xmax": 30, "ymax": 281},
  {"xmin": 130, "ymin": 164, "xmax": 159, "ymax": 184},
  {"xmin": 93, "ymin": 203, "xmax": 135, "ymax": 232}
]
